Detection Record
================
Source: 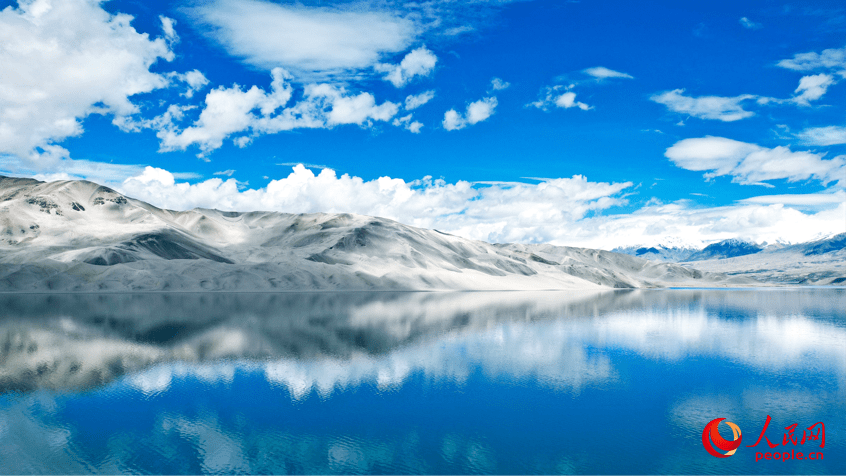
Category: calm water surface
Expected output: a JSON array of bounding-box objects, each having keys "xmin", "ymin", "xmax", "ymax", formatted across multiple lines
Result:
[{"xmin": 0, "ymin": 289, "xmax": 844, "ymax": 474}]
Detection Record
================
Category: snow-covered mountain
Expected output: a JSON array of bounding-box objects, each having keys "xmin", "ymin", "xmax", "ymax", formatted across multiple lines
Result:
[
  {"xmin": 610, "ymin": 245, "xmax": 699, "ymax": 263},
  {"xmin": 616, "ymin": 234, "xmax": 845, "ymax": 284},
  {"xmin": 686, "ymin": 238, "xmax": 764, "ymax": 261},
  {"xmin": 614, "ymin": 238, "xmax": 770, "ymax": 262},
  {"xmin": 0, "ymin": 176, "xmax": 750, "ymax": 291},
  {"xmin": 682, "ymin": 234, "xmax": 845, "ymax": 285}
]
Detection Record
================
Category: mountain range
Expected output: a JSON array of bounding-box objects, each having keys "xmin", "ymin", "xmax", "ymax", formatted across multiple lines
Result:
[
  {"xmin": 614, "ymin": 234, "xmax": 845, "ymax": 285},
  {"xmin": 0, "ymin": 175, "xmax": 758, "ymax": 291}
]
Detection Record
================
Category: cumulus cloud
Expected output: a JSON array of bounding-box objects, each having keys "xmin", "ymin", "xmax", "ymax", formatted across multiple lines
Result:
[
  {"xmin": 170, "ymin": 70, "xmax": 210, "ymax": 98},
  {"xmin": 555, "ymin": 92, "xmax": 591, "ymax": 110},
  {"xmin": 795, "ymin": 125, "xmax": 846, "ymax": 146},
  {"xmin": 153, "ymin": 68, "xmax": 399, "ymax": 157},
  {"xmin": 375, "ymin": 46, "xmax": 437, "ymax": 87},
  {"xmin": 191, "ymin": 0, "xmax": 416, "ymax": 79},
  {"xmin": 0, "ymin": 0, "xmax": 174, "ymax": 164},
  {"xmin": 739, "ymin": 17, "xmax": 762, "ymax": 29},
  {"xmin": 792, "ymin": 73, "xmax": 835, "ymax": 105},
  {"xmin": 583, "ymin": 66, "xmax": 633, "ymax": 79},
  {"xmin": 530, "ymin": 86, "xmax": 590, "ymax": 111},
  {"xmin": 442, "ymin": 97, "xmax": 498, "ymax": 131},
  {"xmin": 116, "ymin": 164, "xmax": 845, "ymax": 249},
  {"xmin": 490, "ymin": 78, "xmax": 511, "ymax": 90},
  {"xmin": 404, "ymin": 90, "xmax": 435, "ymax": 110},
  {"xmin": 776, "ymin": 45, "xmax": 846, "ymax": 75},
  {"xmin": 121, "ymin": 164, "xmax": 632, "ymax": 243},
  {"xmin": 650, "ymin": 89, "xmax": 758, "ymax": 121},
  {"xmin": 666, "ymin": 136, "xmax": 845, "ymax": 186},
  {"xmin": 531, "ymin": 67, "xmax": 630, "ymax": 111},
  {"xmin": 392, "ymin": 114, "xmax": 424, "ymax": 133}
]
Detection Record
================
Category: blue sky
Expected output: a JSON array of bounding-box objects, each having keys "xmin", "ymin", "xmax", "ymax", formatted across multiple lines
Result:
[{"xmin": 0, "ymin": 0, "xmax": 844, "ymax": 247}]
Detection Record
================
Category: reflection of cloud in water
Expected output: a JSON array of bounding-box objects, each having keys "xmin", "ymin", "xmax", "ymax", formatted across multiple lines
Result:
[
  {"xmin": 0, "ymin": 289, "xmax": 843, "ymax": 474},
  {"xmin": 130, "ymin": 363, "xmax": 237, "ymax": 396},
  {"xmin": 163, "ymin": 413, "xmax": 250, "ymax": 474},
  {"xmin": 141, "ymin": 308, "xmax": 845, "ymax": 399},
  {"xmin": 262, "ymin": 321, "xmax": 615, "ymax": 399},
  {"xmin": 0, "ymin": 390, "xmax": 583, "ymax": 474},
  {"xmin": 0, "ymin": 289, "xmax": 843, "ymax": 394},
  {"xmin": 588, "ymin": 309, "xmax": 846, "ymax": 374}
]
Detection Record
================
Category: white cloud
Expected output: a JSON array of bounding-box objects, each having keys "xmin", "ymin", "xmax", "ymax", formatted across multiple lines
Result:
[
  {"xmin": 392, "ymin": 114, "xmax": 424, "ymax": 133},
  {"xmin": 171, "ymin": 70, "xmax": 210, "ymax": 98},
  {"xmin": 442, "ymin": 25, "xmax": 475, "ymax": 36},
  {"xmin": 442, "ymin": 97, "xmax": 498, "ymax": 131},
  {"xmin": 583, "ymin": 66, "xmax": 633, "ymax": 79},
  {"xmin": 375, "ymin": 46, "xmax": 437, "ymax": 88},
  {"xmin": 155, "ymin": 69, "xmax": 399, "ymax": 157},
  {"xmin": 796, "ymin": 125, "xmax": 846, "ymax": 146},
  {"xmin": 739, "ymin": 17, "xmax": 762, "ymax": 29},
  {"xmin": 531, "ymin": 67, "xmax": 629, "ymax": 112},
  {"xmin": 741, "ymin": 191, "xmax": 846, "ymax": 206},
  {"xmin": 404, "ymin": 90, "xmax": 435, "ymax": 110},
  {"xmin": 442, "ymin": 110, "xmax": 465, "ymax": 131},
  {"xmin": 555, "ymin": 92, "xmax": 591, "ymax": 110},
  {"xmin": 665, "ymin": 137, "xmax": 761, "ymax": 175},
  {"xmin": 0, "ymin": 0, "xmax": 174, "ymax": 164},
  {"xmin": 157, "ymin": 68, "xmax": 294, "ymax": 156},
  {"xmin": 531, "ymin": 86, "xmax": 590, "ymax": 111},
  {"xmin": 191, "ymin": 0, "xmax": 416, "ymax": 79},
  {"xmin": 467, "ymin": 97, "xmax": 497, "ymax": 123},
  {"xmin": 490, "ymin": 78, "xmax": 511, "ymax": 90},
  {"xmin": 0, "ymin": 154, "xmax": 199, "ymax": 186},
  {"xmin": 160, "ymin": 16, "xmax": 178, "ymax": 42},
  {"xmin": 214, "ymin": 169, "xmax": 236, "ymax": 177},
  {"xmin": 792, "ymin": 73, "xmax": 834, "ymax": 105},
  {"xmin": 650, "ymin": 89, "xmax": 757, "ymax": 121},
  {"xmin": 666, "ymin": 136, "xmax": 846, "ymax": 185},
  {"xmin": 776, "ymin": 45, "xmax": 846, "ymax": 75},
  {"xmin": 116, "ymin": 164, "xmax": 844, "ymax": 249}
]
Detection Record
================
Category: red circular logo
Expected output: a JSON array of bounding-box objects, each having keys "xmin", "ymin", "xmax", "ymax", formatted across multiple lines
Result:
[{"xmin": 702, "ymin": 418, "xmax": 743, "ymax": 458}]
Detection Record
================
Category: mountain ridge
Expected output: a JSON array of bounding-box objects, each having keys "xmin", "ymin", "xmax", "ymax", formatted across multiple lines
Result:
[{"xmin": 0, "ymin": 175, "xmax": 756, "ymax": 291}]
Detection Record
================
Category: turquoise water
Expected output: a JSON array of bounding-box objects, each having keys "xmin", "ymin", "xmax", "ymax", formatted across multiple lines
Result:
[{"xmin": 0, "ymin": 289, "xmax": 844, "ymax": 474}]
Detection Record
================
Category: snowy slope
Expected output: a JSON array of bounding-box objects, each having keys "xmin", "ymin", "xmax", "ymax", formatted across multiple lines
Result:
[{"xmin": 0, "ymin": 176, "xmax": 752, "ymax": 291}]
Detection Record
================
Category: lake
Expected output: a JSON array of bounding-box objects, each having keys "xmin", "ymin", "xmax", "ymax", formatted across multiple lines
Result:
[{"xmin": 0, "ymin": 288, "xmax": 843, "ymax": 474}]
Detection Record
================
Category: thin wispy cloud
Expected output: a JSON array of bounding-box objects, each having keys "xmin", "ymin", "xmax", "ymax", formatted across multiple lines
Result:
[
  {"xmin": 490, "ymin": 78, "xmax": 511, "ymax": 90},
  {"xmin": 739, "ymin": 17, "xmax": 763, "ymax": 29},
  {"xmin": 583, "ymin": 66, "xmax": 633, "ymax": 79},
  {"xmin": 776, "ymin": 45, "xmax": 846, "ymax": 74},
  {"xmin": 795, "ymin": 125, "xmax": 846, "ymax": 146},
  {"xmin": 650, "ymin": 90, "xmax": 758, "ymax": 122},
  {"xmin": 404, "ymin": 90, "xmax": 435, "ymax": 110}
]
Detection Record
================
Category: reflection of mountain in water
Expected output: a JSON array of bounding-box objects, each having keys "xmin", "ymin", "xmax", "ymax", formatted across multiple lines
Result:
[{"xmin": 1, "ymin": 289, "xmax": 844, "ymax": 394}]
